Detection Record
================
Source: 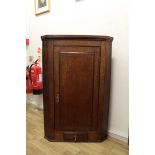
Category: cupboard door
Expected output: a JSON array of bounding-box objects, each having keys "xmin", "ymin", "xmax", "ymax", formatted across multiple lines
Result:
[{"xmin": 54, "ymin": 46, "xmax": 100, "ymax": 131}]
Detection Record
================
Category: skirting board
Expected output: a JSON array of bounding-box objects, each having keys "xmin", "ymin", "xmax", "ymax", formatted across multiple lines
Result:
[{"xmin": 108, "ymin": 132, "xmax": 128, "ymax": 143}]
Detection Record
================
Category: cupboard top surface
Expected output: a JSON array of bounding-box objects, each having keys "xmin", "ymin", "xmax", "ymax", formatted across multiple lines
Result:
[{"xmin": 41, "ymin": 35, "xmax": 113, "ymax": 41}]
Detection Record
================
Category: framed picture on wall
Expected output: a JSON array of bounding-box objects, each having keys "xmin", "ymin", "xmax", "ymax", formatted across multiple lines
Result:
[{"xmin": 35, "ymin": 0, "xmax": 50, "ymax": 15}]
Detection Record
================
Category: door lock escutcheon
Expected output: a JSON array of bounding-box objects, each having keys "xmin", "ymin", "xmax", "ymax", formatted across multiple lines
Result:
[{"xmin": 56, "ymin": 94, "xmax": 59, "ymax": 104}]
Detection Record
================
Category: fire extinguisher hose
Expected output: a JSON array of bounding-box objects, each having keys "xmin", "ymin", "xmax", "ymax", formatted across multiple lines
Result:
[{"xmin": 29, "ymin": 63, "xmax": 34, "ymax": 85}]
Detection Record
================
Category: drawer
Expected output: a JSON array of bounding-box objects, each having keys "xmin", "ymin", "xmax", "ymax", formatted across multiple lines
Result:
[{"xmin": 63, "ymin": 132, "xmax": 88, "ymax": 142}]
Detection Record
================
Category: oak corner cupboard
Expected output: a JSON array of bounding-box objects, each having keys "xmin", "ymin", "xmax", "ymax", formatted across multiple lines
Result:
[{"xmin": 41, "ymin": 35, "xmax": 113, "ymax": 142}]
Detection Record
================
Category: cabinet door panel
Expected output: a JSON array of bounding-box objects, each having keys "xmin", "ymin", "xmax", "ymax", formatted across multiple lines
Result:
[{"xmin": 54, "ymin": 46, "xmax": 100, "ymax": 131}]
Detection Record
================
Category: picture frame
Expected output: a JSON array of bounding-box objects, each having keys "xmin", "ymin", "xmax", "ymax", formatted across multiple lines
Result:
[{"xmin": 35, "ymin": 0, "xmax": 50, "ymax": 15}]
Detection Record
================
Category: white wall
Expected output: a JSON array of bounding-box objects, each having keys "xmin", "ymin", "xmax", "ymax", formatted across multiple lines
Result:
[{"xmin": 26, "ymin": 0, "xmax": 128, "ymax": 139}]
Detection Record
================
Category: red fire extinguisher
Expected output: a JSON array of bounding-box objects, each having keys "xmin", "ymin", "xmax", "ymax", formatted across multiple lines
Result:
[{"xmin": 29, "ymin": 59, "xmax": 43, "ymax": 95}]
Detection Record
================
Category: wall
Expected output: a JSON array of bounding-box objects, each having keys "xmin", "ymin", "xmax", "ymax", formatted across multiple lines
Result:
[{"xmin": 26, "ymin": 0, "xmax": 128, "ymax": 140}]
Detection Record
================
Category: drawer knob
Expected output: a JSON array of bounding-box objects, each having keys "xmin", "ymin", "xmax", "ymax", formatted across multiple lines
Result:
[{"xmin": 74, "ymin": 135, "xmax": 77, "ymax": 141}]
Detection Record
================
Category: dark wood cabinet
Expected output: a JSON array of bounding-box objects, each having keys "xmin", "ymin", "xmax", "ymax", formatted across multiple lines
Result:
[{"xmin": 41, "ymin": 35, "xmax": 113, "ymax": 142}]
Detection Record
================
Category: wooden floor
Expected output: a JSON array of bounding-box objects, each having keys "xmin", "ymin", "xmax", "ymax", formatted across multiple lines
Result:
[{"xmin": 26, "ymin": 105, "xmax": 129, "ymax": 155}]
